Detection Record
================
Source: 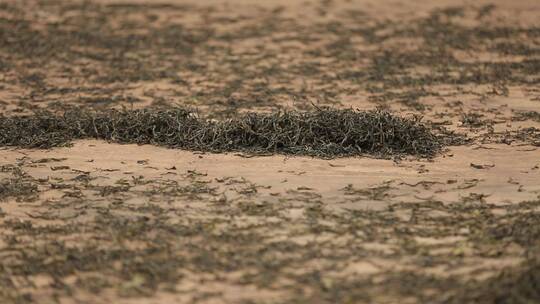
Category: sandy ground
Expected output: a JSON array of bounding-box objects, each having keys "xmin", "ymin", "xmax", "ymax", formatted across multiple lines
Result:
[
  {"xmin": 3, "ymin": 141, "xmax": 539, "ymax": 303},
  {"xmin": 1, "ymin": 0, "xmax": 540, "ymax": 303}
]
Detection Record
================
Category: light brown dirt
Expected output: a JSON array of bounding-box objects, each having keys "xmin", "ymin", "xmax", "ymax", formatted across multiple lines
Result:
[{"xmin": 1, "ymin": 0, "xmax": 540, "ymax": 303}]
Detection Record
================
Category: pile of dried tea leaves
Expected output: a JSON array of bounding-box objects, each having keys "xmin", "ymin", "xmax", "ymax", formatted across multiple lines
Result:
[{"xmin": 0, "ymin": 107, "xmax": 448, "ymax": 158}]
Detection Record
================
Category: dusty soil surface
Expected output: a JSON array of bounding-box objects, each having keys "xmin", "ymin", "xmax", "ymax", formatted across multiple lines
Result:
[{"xmin": 1, "ymin": 0, "xmax": 540, "ymax": 303}]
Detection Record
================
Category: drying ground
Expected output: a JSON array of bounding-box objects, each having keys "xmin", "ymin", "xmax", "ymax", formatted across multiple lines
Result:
[{"xmin": 1, "ymin": 0, "xmax": 540, "ymax": 303}]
